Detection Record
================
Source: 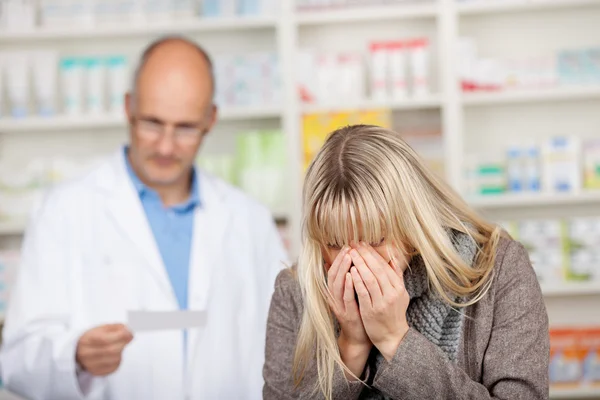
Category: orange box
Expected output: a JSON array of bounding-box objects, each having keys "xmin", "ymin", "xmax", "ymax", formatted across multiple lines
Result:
[{"xmin": 549, "ymin": 329, "xmax": 584, "ymax": 386}]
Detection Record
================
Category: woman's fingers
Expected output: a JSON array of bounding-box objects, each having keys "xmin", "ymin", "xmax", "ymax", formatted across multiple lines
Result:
[
  {"xmin": 350, "ymin": 267, "xmax": 371, "ymax": 308},
  {"xmin": 342, "ymin": 272, "xmax": 359, "ymax": 314},
  {"xmin": 327, "ymin": 246, "xmax": 348, "ymax": 285},
  {"xmin": 355, "ymin": 243, "xmax": 399, "ymax": 296},
  {"xmin": 349, "ymin": 249, "xmax": 383, "ymax": 304}
]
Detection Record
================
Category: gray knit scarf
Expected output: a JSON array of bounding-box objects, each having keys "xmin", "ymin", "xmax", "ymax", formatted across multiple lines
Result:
[{"xmin": 358, "ymin": 229, "xmax": 478, "ymax": 400}]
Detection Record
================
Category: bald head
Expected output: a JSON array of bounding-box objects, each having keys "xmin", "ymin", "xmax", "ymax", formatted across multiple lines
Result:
[
  {"xmin": 125, "ymin": 36, "xmax": 218, "ymax": 192},
  {"xmin": 130, "ymin": 36, "xmax": 215, "ymax": 107}
]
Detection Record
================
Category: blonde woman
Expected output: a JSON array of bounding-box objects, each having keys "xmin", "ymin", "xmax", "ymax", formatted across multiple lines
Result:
[{"xmin": 263, "ymin": 125, "xmax": 549, "ymax": 399}]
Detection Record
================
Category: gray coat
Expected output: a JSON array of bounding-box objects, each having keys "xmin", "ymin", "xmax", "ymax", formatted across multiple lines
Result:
[{"xmin": 263, "ymin": 238, "xmax": 550, "ymax": 399}]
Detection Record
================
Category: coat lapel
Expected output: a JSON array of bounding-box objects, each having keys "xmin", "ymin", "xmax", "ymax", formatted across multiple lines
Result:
[{"xmin": 102, "ymin": 149, "xmax": 177, "ymax": 305}]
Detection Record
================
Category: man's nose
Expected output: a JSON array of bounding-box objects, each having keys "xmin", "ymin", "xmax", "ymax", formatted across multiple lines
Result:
[{"xmin": 156, "ymin": 126, "xmax": 177, "ymax": 154}]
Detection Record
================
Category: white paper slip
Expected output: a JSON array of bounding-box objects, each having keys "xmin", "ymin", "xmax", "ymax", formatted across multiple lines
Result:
[{"xmin": 127, "ymin": 310, "xmax": 207, "ymax": 332}]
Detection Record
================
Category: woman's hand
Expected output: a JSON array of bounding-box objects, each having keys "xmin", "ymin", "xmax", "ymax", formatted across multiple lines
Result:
[
  {"xmin": 326, "ymin": 246, "xmax": 371, "ymax": 379},
  {"xmin": 349, "ymin": 242, "xmax": 410, "ymax": 362}
]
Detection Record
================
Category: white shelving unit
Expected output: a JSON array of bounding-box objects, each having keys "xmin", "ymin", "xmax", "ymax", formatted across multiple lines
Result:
[
  {"xmin": 296, "ymin": 2, "xmax": 439, "ymax": 25},
  {"xmin": 468, "ymin": 191, "xmax": 600, "ymax": 209},
  {"xmin": 550, "ymin": 387, "xmax": 600, "ymax": 400},
  {"xmin": 0, "ymin": 16, "xmax": 277, "ymax": 41},
  {"xmin": 457, "ymin": 0, "xmax": 600, "ymax": 15},
  {"xmin": 462, "ymin": 86, "xmax": 600, "ymax": 106}
]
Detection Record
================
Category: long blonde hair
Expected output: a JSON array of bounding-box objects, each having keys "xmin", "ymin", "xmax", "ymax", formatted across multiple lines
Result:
[{"xmin": 293, "ymin": 125, "xmax": 503, "ymax": 399}]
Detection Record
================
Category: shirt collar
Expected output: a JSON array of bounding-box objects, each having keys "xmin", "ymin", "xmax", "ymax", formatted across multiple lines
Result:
[{"xmin": 124, "ymin": 146, "xmax": 200, "ymax": 211}]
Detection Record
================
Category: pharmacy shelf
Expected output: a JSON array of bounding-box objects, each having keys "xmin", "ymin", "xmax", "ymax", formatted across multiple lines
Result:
[
  {"xmin": 301, "ymin": 95, "xmax": 443, "ymax": 114},
  {"xmin": 457, "ymin": 0, "xmax": 600, "ymax": 16},
  {"xmin": 542, "ymin": 282, "xmax": 600, "ymax": 297},
  {"xmin": 0, "ymin": 16, "xmax": 277, "ymax": 41},
  {"xmin": 468, "ymin": 191, "xmax": 600, "ymax": 209},
  {"xmin": 0, "ymin": 106, "xmax": 282, "ymax": 134},
  {"xmin": 461, "ymin": 86, "xmax": 600, "ymax": 106},
  {"xmin": 296, "ymin": 3, "xmax": 439, "ymax": 25},
  {"xmin": 550, "ymin": 387, "xmax": 600, "ymax": 399}
]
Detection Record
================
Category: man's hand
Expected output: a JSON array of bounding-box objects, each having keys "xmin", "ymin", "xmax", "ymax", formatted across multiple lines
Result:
[{"xmin": 76, "ymin": 324, "xmax": 134, "ymax": 376}]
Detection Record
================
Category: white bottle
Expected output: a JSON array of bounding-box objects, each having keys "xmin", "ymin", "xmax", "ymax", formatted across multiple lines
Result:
[
  {"xmin": 369, "ymin": 42, "xmax": 388, "ymax": 101},
  {"xmin": 389, "ymin": 40, "xmax": 408, "ymax": 100},
  {"xmin": 60, "ymin": 57, "xmax": 84, "ymax": 116},
  {"xmin": 85, "ymin": 56, "xmax": 106, "ymax": 114},
  {"xmin": 506, "ymin": 145, "xmax": 524, "ymax": 193},
  {"xmin": 525, "ymin": 145, "xmax": 541, "ymax": 192},
  {"xmin": 106, "ymin": 55, "xmax": 128, "ymax": 114},
  {"xmin": 32, "ymin": 51, "xmax": 59, "ymax": 117},
  {"xmin": 410, "ymin": 38, "xmax": 430, "ymax": 97},
  {"xmin": 6, "ymin": 51, "xmax": 29, "ymax": 118}
]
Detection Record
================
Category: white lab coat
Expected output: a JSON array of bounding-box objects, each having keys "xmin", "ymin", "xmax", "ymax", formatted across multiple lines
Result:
[{"xmin": 0, "ymin": 148, "xmax": 289, "ymax": 400}]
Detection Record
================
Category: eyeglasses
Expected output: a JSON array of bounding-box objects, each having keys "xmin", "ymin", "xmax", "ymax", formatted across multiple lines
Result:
[{"xmin": 134, "ymin": 118, "xmax": 207, "ymax": 144}]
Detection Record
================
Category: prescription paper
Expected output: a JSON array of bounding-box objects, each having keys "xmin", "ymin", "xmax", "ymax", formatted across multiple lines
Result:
[{"xmin": 127, "ymin": 310, "xmax": 207, "ymax": 332}]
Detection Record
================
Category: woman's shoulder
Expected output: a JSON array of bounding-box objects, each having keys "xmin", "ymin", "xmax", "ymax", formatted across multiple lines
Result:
[
  {"xmin": 272, "ymin": 266, "xmax": 304, "ymax": 314},
  {"xmin": 491, "ymin": 236, "xmax": 540, "ymax": 293}
]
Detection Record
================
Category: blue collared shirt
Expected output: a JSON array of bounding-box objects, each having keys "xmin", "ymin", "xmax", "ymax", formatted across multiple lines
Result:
[{"xmin": 124, "ymin": 149, "xmax": 199, "ymax": 310}]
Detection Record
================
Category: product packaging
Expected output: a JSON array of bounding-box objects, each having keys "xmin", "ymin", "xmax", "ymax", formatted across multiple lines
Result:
[
  {"xmin": 541, "ymin": 136, "xmax": 582, "ymax": 193},
  {"xmin": 463, "ymin": 156, "xmax": 506, "ymax": 196},
  {"xmin": 518, "ymin": 219, "xmax": 566, "ymax": 283},
  {"xmin": 409, "ymin": 38, "xmax": 429, "ymax": 97},
  {"xmin": 369, "ymin": 42, "xmax": 388, "ymax": 101},
  {"xmin": 6, "ymin": 51, "xmax": 30, "ymax": 118},
  {"xmin": 2, "ymin": 0, "xmax": 36, "ymax": 31},
  {"xmin": 172, "ymin": 0, "xmax": 196, "ymax": 18},
  {"xmin": 506, "ymin": 146, "xmax": 524, "ymax": 193},
  {"xmin": 557, "ymin": 50, "xmax": 588, "ymax": 85},
  {"xmin": 297, "ymin": 50, "xmax": 317, "ymax": 103},
  {"xmin": 388, "ymin": 40, "xmax": 408, "ymax": 100},
  {"xmin": 316, "ymin": 54, "xmax": 338, "ymax": 104},
  {"xmin": 566, "ymin": 218, "xmax": 600, "ymax": 282},
  {"xmin": 525, "ymin": 145, "xmax": 541, "ymax": 192},
  {"xmin": 583, "ymin": 139, "xmax": 600, "ymax": 190},
  {"xmin": 202, "ymin": 0, "xmax": 236, "ymax": 17},
  {"xmin": 32, "ymin": 51, "xmax": 59, "ymax": 117},
  {"xmin": 85, "ymin": 56, "xmax": 106, "ymax": 114},
  {"xmin": 586, "ymin": 47, "xmax": 600, "ymax": 84},
  {"xmin": 106, "ymin": 55, "xmax": 128, "ymax": 114},
  {"xmin": 457, "ymin": 37, "xmax": 478, "ymax": 92},
  {"xmin": 60, "ymin": 56, "xmax": 85, "ymax": 116},
  {"xmin": 550, "ymin": 329, "xmax": 584, "ymax": 386},
  {"xmin": 337, "ymin": 53, "xmax": 365, "ymax": 103}
]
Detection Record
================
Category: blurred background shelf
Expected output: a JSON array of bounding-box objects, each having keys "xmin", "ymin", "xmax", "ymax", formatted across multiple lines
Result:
[
  {"xmin": 0, "ymin": 106, "xmax": 282, "ymax": 133},
  {"xmin": 301, "ymin": 95, "xmax": 443, "ymax": 113},
  {"xmin": 296, "ymin": 2, "xmax": 439, "ymax": 25},
  {"xmin": 468, "ymin": 192, "xmax": 600, "ymax": 209},
  {"xmin": 542, "ymin": 282, "xmax": 600, "ymax": 297},
  {"xmin": 461, "ymin": 86, "xmax": 600, "ymax": 106},
  {"xmin": 457, "ymin": 0, "xmax": 600, "ymax": 15},
  {"xmin": 550, "ymin": 386, "xmax": 600, "ymax": 399},
  {"xmin": 0, "ymin": 16, "xmax": 278, "ymax": 41}
]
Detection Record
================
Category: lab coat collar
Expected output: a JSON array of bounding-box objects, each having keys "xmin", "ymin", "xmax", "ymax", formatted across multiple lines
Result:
[{"xmin": 97, "ymin": 147, "xmax": 231, "ymax": 310}]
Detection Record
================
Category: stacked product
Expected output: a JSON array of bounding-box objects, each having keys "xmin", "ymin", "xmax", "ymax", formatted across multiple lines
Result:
[
  {"xmin": 0, "ymin": 50, "xmax": 281, "ymax": 120},
  {"xmin": 549, "ymin": 328, "xmax": 600, "ymax": 390},
  {"xmin": 464, "ymin": 137, "xmax": 600, "ymax": 196},
  {"xmin": 0, "ymin": 157, "xmax": 107, "ymax": 224},
  {"xmin": 197, "ymin": 129, "xmax": 287, "ymax": 214},
  {"xmin": 296, "ymin": 0, "xmax": 432, "ymax": 11},
  {"xmin": 214, "ymin": 52, "xmax": 281, "ymax": 108},
  {"xmin": 497, "ymin": 217, "xmax": 600, "ymax": 285},
  {"xmin": 0, "ymin": 0, "xmax": 278, "ymax": 31},
  {"xmin": 457, "ymin": 38, "xmax": 600, "ymax": 93},
  {"xmin": 0, "ymin": 51, "xmax": 129, "ymax": 119},
  {"xmin": 298, "ymin": 38, "xmax": 430, "ymax": 105}
]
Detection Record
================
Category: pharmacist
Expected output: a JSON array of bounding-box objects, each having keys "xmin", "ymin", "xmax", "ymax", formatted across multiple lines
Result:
[{"xmin": 0, "ymin": 36, "xmax": 288, "ymax": 400}]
